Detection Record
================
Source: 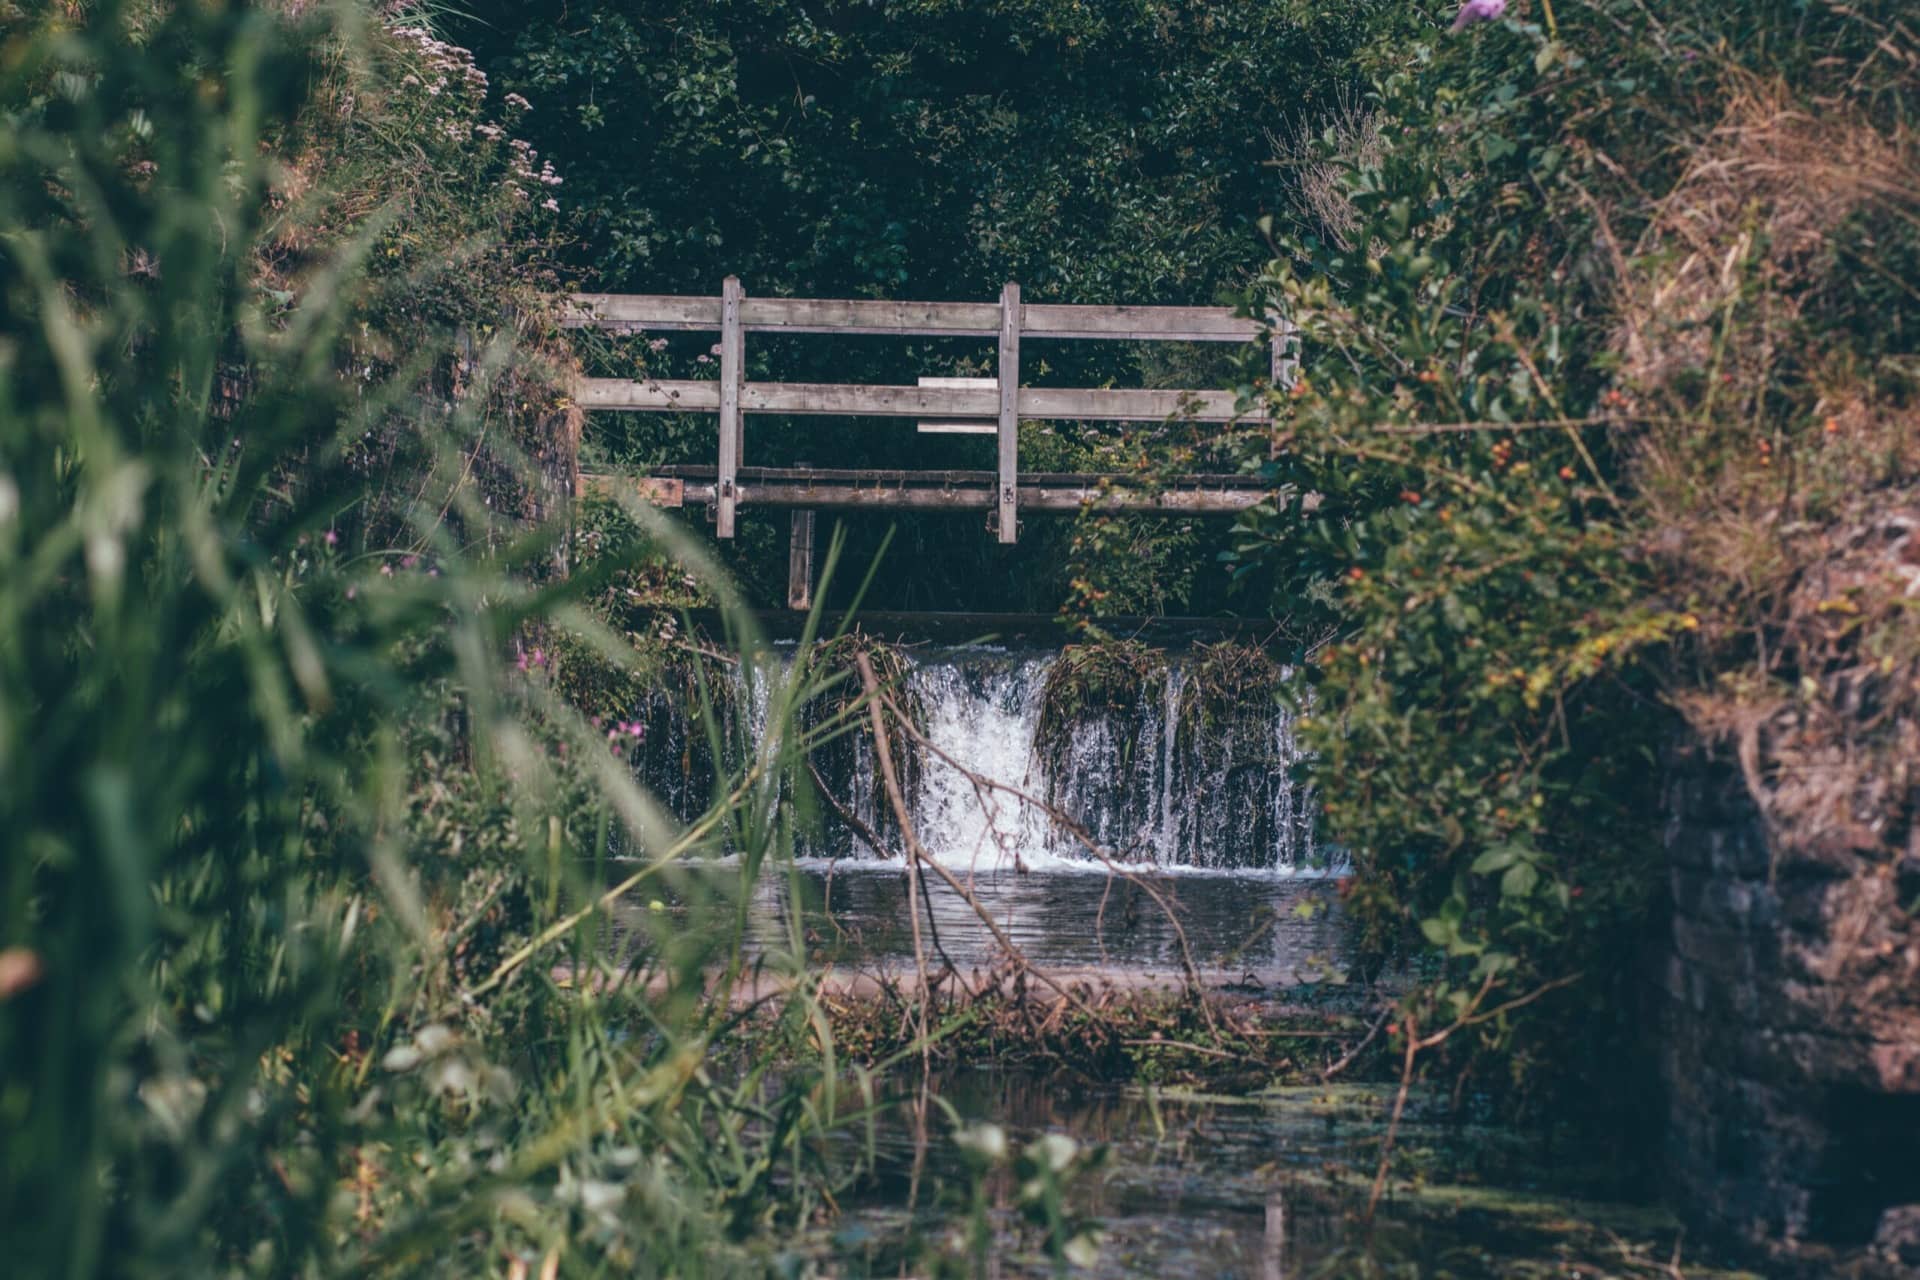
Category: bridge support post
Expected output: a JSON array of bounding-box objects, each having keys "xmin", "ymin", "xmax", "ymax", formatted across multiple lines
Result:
[
  {"xmin": 787, "ymin": 508, "xmax": 814, "ymax": 611},
  {"xmin": 1269, "ymin": 313, "xmax": 1299, "ymax": 392},
  {"xmin": 717, "ymin": 275, "xmax": 745, "ymax": 538},
  {"xmin": 996, "ymin": 281, "xmax": 1021, "ymax": 544}
]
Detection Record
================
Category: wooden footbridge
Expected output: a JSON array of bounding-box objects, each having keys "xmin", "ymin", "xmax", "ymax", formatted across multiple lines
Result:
[{"xmin": 563, "ymin": 279, "xmax": 1293, "ymax": 589}]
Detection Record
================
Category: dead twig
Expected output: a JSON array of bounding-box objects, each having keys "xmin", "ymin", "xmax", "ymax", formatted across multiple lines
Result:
[
  {"xmin": 804, "ymin": 756, "xmax": 971, "ymax": 998},
  {"xmin": 1321, "ymin": 1003, "xmax": 1393, "ymax": 1082},
  {"xmin": 852, "ymin": 657, "xmax": 1097, "ymax": 1021},
  {"xmin": 871, "ymin": 683, "xmax": 1212, "ymax": 1004}
]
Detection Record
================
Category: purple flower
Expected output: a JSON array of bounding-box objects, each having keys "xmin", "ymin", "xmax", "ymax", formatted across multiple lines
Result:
[
  {"xmin": 1451, "ymin": 0, "xmax": 1505, "ymax": 30},
  {"xmin": 324, "ymin": 529, "xmax": 339, "ymax": 547}
]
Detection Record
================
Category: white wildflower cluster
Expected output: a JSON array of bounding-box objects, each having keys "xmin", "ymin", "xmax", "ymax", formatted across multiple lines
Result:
[
  {"xmin": 383, "ymin": 21, "xmax": 563, "ymax": 217},
  {"xmin": 389, "ymin": 25, "xmax": 488, "ymax": 107}
]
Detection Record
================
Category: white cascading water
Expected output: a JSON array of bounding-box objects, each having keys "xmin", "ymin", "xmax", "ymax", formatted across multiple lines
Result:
[{"xmin": 644, "ymin": 644, "xmax": 1321, "ymax": 874}]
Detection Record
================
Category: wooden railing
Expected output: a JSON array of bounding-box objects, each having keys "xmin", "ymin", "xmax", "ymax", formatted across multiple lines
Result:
[{"xmin": 563, "ymin": 280, "xmax": 1292, "ymax": 545}]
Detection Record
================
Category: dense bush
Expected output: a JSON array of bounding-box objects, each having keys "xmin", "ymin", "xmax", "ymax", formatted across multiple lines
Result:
[{"xmin": 1232, "ymin": 0, "xmax": 1919, "ymax": 1116}]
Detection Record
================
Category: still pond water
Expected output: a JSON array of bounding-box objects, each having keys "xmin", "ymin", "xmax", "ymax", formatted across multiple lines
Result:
[{"xmin": 612, "ymin": 865, "xmax": 1757, "ymax": 1278}]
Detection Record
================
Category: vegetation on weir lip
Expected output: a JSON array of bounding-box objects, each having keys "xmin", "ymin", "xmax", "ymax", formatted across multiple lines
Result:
[
  {"xmin": 788, "ymin": 978, "xmax": 1394, "ymax": 1094},
  {"xmin": 1033, "ymin": 640, "xmax": 1170, "ymax": 770}
]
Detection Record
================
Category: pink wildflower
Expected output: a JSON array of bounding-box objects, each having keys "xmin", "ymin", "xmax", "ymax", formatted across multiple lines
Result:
[{"xmin": 1451, "ymin": 0, "xmax": 1505, "ymax": 29}]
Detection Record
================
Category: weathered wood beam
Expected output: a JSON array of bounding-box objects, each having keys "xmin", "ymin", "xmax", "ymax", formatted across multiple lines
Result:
[
  {"xmin": 787, "ymin": 507, "xmax": 815, "ymax": 610},
  {"xmin": 726, "ymin": 482, "xmax": 1268, "ymax": 513},
  {"xmin": 561, "ymin": 293, "xmax": 721, "ymax": 331},
  {"xmin": 1271, "ymin": 316, "xmax": 1300, "ymax": 391},
  {"xmin": 1018, "ymin": 386, "xmax": 1247, "ymax": 422},
  {"xmin": 716, "ymin": 276, "xmax": 745, "ymax": 538},
  {"xmin": 1022, "ymin": 302, "xmax": 1260, "ymax": 342},
  {"xmin": 577, "ymin": 471, "xmax": 1270, "ymax": 515},
  {"xmin": 561, "ymin": 293, "xmax": 1000, "ymax": 336},
  {"xmin": 742, "ymin": 297, "xmax": 1001, "ymax": 336},
  {"xmin": 997, "ymin": 282, "xmax": 1021, "ymax": 544},
  {"xmin": 611, "ymin": 465, "xmax": 1269, "ymax": 487},
  {"xmin": 573, "ymin": 378, "xmax": 1258, "ymax": 423},
  {"xmin": 573, "ymin": 378, "xmax": 721, "ymax": 411},
  {"xmin": 561, "ymin": 292, "xmax": 1265, "ymax": 342}
]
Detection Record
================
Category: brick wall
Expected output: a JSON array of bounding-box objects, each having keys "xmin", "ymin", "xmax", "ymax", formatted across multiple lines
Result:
[{"xmin": 1659, "ymin": 743, "xmax": 1920, "ymax": 1276}]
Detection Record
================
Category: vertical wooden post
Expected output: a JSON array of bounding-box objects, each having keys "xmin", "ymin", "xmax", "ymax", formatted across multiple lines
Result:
[
  {"xmin": 996, "ymin": 281, "xmax": 1021, "ymax": 544},
  {"xmin": 717, "ymin": 275, "xmax": 745, "ymax": 538},
  {"xmin": 1270, "ymin": 312, "xmax": 1299, "ymax": 392},
  {"xmin": 787, "ymin": 509, "xmax": 815, "ymax": 611}
]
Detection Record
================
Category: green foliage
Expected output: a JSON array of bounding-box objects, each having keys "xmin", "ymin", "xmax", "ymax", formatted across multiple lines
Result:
[
  {"xmin": 1033, "ymin": 640, "xmax": 1169, "ymax": 762},
  {"xmin": 451, "ymin": 0, "xmax": 1393, "ymax": 615},
  {"xmin": 0, "ymin": 5, "xmax": 941, "ymax": 1275},
  {"xmin": 1228, "ymin": 0, "xmax": 1920, "ymax": 1113}
]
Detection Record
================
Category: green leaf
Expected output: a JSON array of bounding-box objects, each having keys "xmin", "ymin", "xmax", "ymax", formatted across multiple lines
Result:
[
  {"xmin": 1471, "ymin": 844, "xmax": 1521, "ymax": 875},
  {"xmin": 1501, "ymin": 862, "xmax": 1540, "ymax": 899}
]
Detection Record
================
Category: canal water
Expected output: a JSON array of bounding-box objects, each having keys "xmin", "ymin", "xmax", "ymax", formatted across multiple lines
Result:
[
  {"xmin": 821, "ymin": 1069, "xmax": 1754, "ymax": 1279},
  {"xmin": 610, "ymin": 641, "xmax": 1752, "ymax": 1276},
  {"xmin": 608, "ymin": 862, "xmax": 1755, "ymax": 1279}
]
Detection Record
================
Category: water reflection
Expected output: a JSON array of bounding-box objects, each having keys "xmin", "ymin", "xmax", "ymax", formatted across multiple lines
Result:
[
  {"xmin": 828, "ymin": 1071, "xmax": 1720, "ymax": 1279},
  {"xmin": 608, "ymin": 864, "xmax": 1348, "ymax": 985}
]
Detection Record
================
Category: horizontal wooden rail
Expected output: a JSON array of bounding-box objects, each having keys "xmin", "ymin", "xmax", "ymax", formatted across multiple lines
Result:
[
  {"xmin": 580, "ymin": 467, "xmax": 1272, "ymax": 515},
  {"xmin": 563, "ymin": 293, "xmax": 1261, "ymax": 342},
  {"xmin": 561, "ymin": 278, "xmax": 1294, "ymax": 545},
  {"xmin": 574, "ymin": 377, "xmax": 1253, "ymax": 423},
  {"xmin": 637, "ymin": 465, "xmax": 1273, "ymax": 489}
]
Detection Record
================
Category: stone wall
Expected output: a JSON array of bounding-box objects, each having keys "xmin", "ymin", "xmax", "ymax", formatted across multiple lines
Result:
[{"xmin": 1659, "ymin": 742, "xmax": 1920, "ymax": 1276}]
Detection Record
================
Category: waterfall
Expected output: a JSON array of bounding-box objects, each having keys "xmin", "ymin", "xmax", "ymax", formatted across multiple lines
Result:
[{"xmin": 628, "ymin": 643, "xmax": 1323, "ymax": 874}]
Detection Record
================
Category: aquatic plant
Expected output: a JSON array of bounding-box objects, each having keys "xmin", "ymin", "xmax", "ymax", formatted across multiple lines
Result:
[{"xmin": 1033, "ymin": 640, "xmax": 1170, "ymax": 770}]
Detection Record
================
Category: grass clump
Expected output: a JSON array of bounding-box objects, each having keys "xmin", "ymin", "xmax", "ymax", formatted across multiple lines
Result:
[
  {"xmin": 0, "ymin": 5, "xmax": 904, "ymax": 1275},
  {"xmin": 1034, "ymin": 640, "xmax": 1170, "ymax": 766}
]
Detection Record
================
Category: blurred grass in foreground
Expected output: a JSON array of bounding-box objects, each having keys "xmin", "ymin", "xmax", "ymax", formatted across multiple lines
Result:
[{"xmin": 0, "ymin": 3, "xmax": 961, "ymax": 1275}]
